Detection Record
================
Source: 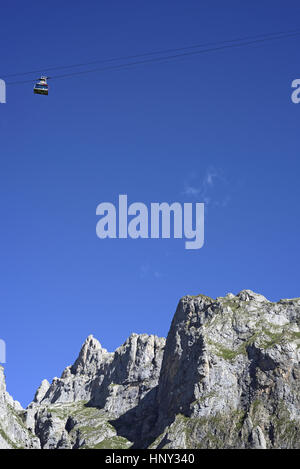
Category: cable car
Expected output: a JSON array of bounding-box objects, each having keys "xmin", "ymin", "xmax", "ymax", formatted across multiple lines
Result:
[{"xmin": 34, "ymin": 76, "xmax": 49, "ymax": 95}]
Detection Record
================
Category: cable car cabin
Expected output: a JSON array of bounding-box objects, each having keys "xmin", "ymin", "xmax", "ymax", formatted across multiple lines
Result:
[{"xmin": 34, "ymin": 77, "xmax": 48, "ymax": 95}]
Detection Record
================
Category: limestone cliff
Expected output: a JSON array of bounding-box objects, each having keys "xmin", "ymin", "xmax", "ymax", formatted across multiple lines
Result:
[
  {"xmin": 152, "ymin": 290, "xmax": 300, "ymax": 449},
  {"xmin": 0, "ymin": 367, "xmax": 40, "ymax": 448},
  {"xmin": 0, "ymin": 290, "xmax": 299, "ymax": 449}
]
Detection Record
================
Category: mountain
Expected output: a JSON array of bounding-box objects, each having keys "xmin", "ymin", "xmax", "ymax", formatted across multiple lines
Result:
[
  {"xmin": 0, "ymin": 290, "xmax": 300, "ymax": 449},
  {"xmin": 0, "ymin": 366, "xmax": 40, "ymax": 448}
]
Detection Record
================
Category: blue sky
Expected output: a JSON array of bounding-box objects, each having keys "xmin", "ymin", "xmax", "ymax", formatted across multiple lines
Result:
[{"xmin": 1, "ymin": 1, "xmax": 300, "ymax": 406}]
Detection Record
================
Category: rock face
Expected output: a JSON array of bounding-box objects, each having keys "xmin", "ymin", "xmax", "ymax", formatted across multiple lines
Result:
[
  {"xmin": 1, "ymin": 290, "xmax": 300, "ymax": 449},
  {"xmin": 152, "ymin": 291, "xmax": 300, "ymax": 449},
  {"xmin": 24, "ymin": 333, "xmax": 165, "ymax": 449},
  {"xmin": 0, "ymin": 367, "xmax": 40, "ymax": 448}
]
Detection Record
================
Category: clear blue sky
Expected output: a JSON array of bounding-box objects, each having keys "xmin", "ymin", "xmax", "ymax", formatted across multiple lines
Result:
[{"xmin": 1, "ymin": 0, "xmax": 300, "ymax": 406}]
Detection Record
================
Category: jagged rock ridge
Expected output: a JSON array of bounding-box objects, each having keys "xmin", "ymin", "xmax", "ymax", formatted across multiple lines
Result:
[
  {"xmin": 0, "ymin": 290, "xmax": 299, "ymax": 449},
  {"xmin": 24, "ymin": 333, "xmax": 165, "ymax": 448}
]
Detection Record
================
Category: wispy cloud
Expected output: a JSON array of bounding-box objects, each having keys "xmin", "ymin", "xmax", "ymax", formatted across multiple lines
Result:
[
  {"xmin": 140, "ymin": 264, "xmax": 150, "ymax": 278},
  {"xmin": 140, "ymin": 264, "xmax": 163, "ymax": 279},
  {"xmin": 183, "ymin": 166, "xmax": 231, "ymax": 208}
]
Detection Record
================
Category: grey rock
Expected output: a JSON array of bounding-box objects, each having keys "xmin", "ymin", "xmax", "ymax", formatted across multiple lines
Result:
[
  {"xmin": 250, "ymin": 426, "xmax": 267, "ymax": 449},
  {"xmin": 89, "ymin": 333, "xmax": 165, "ymax": 417},
  {"xmin": 21, "ymin": 332, "xmax": 165, "ymax": 448},
  {"xmin": 34, "ymin": 379, "xmax": 50, "ymax": 404},
  {"xmin": 0, "ymin": 366, "xmax": 40, "ymax": 448},
  {"xmin": 1, "ymin": 289, "xmax": 300, "ymax": 449},
  {"xmin": 152, "ymin": 291, "xmax": 300, "ymax": 449}
]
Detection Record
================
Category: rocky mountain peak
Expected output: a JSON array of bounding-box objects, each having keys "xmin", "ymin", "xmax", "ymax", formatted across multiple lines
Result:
[
  {"xmin": 33, "ymin": 379, "xmax": 50, "ymax": 404},
  {"xmin": 1, "ymin": 290, "xmax": 300, "ymax": 449},
  {"xmin": 236, "ymin": 289, "xmax": 269, "ymax": 303},
  {"xmin": 70, "ymin": 334, "xmax": 109, "ymax": 378}
]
